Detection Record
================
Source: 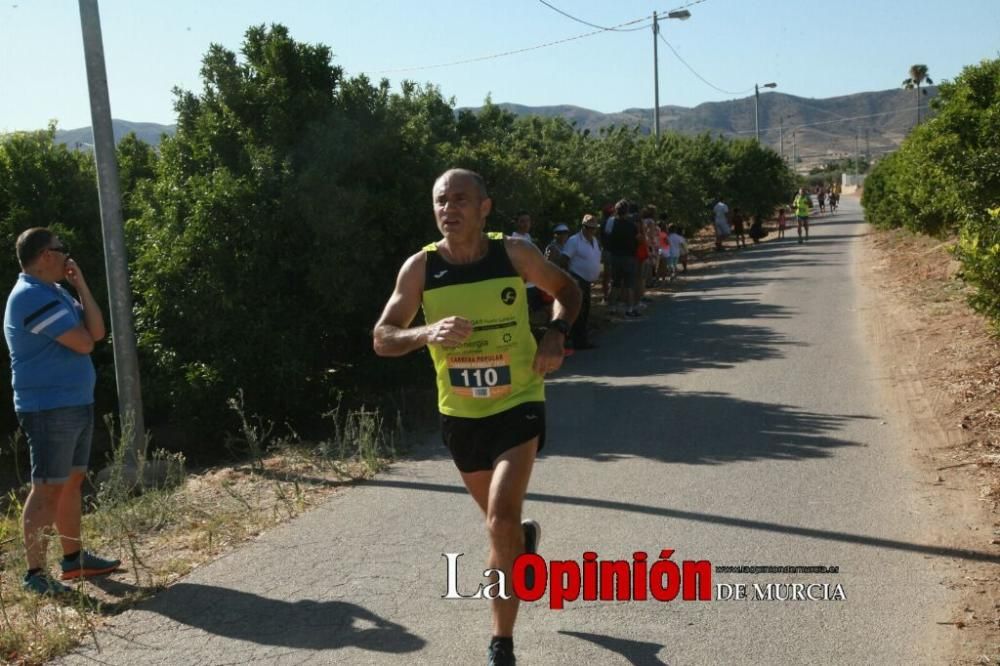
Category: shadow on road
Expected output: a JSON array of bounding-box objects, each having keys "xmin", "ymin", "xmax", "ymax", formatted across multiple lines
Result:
[
  {"xmin": 563, "ymin": 296, "xmax": 802, "ymax": 382},
  {"xmin": 362, "ymin": 478, "xmax": 1000, "ymax": 565},
  {"xmin": 85, "ymin": 581, "xmax": 426, "ymax": 652},
  {"xmin": 558, "ymin": 630, "xmax": 669, "ymax": 665},
  {"xmin": 548, "ymin": 382, "xmax": 866, "ymax": 465}
]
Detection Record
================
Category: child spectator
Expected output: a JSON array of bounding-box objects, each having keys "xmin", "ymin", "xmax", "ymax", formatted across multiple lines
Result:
[
  {"xmin": 656, "ymin": 221, "xmax": 670, "ymax": 284},
  {"xmin": 667, "ymin": 224, "xmax": 687, "ymax": 279},
  {"xmin": 732, "ymin": 208, "xmax": 747, "ymax": 249}
]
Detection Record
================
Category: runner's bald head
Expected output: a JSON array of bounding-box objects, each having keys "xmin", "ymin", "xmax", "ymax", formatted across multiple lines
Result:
[{"xmin": 434, "ymin": 169, "xmax": 489, "ymax": 201}]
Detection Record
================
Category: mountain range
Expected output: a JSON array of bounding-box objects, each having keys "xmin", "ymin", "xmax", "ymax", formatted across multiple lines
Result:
[
  {"xmin": 484, "ymin": 86, "xmax": 934, "ymax": 169},
  {"xmin": 52, "ymin": 86, "xmax": 931, "ymax": 171},
  {"xmin": 55, "ymin": 119, "xmax": 177, "ymax": 150}
]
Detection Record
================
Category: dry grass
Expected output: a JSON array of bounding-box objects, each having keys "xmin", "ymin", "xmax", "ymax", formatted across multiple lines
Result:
[
  {"xmin": 868, "ymin": 228, "xmax": 1000, "ymax": 492},
  {"xmin": 864, "ymin": 225, "xmax": 1000, "ymax": 663},
  {"xmin": 0, "ymin": 400, "xmax": 399, "ymax": 665}
]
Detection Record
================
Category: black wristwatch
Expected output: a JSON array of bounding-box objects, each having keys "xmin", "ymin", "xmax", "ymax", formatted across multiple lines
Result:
[{"xmin": 547, "ymin": 319, "xmax": 571, "ymax": 336}]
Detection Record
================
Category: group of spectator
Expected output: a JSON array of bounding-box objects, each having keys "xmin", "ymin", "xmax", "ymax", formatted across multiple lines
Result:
[
  {"xmin": 712, "ymin": 197, "xmax": 766, "ymax": 250},
  {"xmin": 714, "ymin": 182, "xmax": 843, "ymax": 249},
  {"xmin": 515, "ymin": 199, "xmax": 690, "ymax": 351}
]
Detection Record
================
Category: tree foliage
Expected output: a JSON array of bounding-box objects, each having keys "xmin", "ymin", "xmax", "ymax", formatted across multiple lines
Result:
[
  {"xmin": 865, "ymin": 57, "xmax": 1000, "ymax": 329},
  {"xmin": 1, "ymin": 25, "xmax": 797, "ymax": 448},
  {"xmin": 0, "ymin": 126, "xmax": 118, "ymax": 432}
]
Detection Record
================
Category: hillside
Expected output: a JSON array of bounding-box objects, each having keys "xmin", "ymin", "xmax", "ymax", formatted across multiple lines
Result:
[
  {"xmin": 490, "ymin": 86, "xmax": 935, "ymax": 169},
  {"xmin": 54, "ymin": 119, "xmax": 176, "ymax": 149},
  {"xmin": 51, "ymin": 86, "xmax": 931, "ymax": 170}
]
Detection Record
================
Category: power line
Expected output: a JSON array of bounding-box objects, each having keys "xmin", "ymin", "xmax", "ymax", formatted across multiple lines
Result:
[
  {"xmin": 536, "ymin": 0, "xmax": 650, "ymax": 32},
  {"xmin": 657, "ymin": 33, "xmax": 753, "ymax": 96},
  {"xmin": 372, "ymin": 1, "xmax": 709, "ymax": 75},
  {"xmin": 735, "ymin": 106, "xmax": 934, "ymax": 135},
  {"xmin": 373, "ymin": 21, "xmax": 646, "ymax": 74},
  {"xmin": 779, "ymin": 98, "xmax": 853, "ymax": 122}
]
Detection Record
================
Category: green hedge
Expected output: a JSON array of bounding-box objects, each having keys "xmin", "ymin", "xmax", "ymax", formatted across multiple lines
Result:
[
  {"xmin": 1, "ymin": 25, "xmax": 796, "ymax": 453},
  {"xmin": 863, "ymin": 57, "xmax": 1000, "ymax": 329}
]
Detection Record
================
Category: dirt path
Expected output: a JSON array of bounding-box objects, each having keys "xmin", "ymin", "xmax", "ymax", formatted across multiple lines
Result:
[{"xmin": 856, "ymin": 197, "xmax": 1000, "ymax": 663}]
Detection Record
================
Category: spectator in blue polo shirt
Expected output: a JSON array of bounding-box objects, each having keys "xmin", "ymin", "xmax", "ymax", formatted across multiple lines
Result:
[{"xmin": 3, "ymin": 227, "xmax": 120, "ymax": 596}]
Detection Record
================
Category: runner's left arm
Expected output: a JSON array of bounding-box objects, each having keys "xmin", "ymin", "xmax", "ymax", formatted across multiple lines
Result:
[{"xmin": 506, "ymin": 237, "xmax": 581, "ymax": 375}]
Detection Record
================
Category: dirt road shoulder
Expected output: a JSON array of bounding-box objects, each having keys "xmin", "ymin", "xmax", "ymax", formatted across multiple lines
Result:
[{"xmin": 857, "ymin": 218, "xmax": 1000, "ymax": 664}]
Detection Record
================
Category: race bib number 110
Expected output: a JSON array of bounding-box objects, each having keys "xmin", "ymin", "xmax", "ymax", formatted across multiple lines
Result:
[{"xmin": 447, "ymin": 354, "xmax": 513, "ymax": 399}]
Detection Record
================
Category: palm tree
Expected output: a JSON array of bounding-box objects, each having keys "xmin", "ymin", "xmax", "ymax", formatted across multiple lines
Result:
[{"xmin": 902, "ymin": 64, "xmax": 933, "ymax": 126}]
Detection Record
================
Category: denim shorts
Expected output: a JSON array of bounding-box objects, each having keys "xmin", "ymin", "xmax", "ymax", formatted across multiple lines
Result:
[{"xmin": 17, "ymin": 404, "xmax": 94, "ymax": 484}]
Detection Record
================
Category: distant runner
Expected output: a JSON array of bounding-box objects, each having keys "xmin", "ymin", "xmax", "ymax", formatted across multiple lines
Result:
[
  {"xmin": 793, "ymin": 188, "xmax": 812, "ymax": 244},
  {"xmin": 373, "ymin": 168, "xmax": 581, "ymax": 666}
]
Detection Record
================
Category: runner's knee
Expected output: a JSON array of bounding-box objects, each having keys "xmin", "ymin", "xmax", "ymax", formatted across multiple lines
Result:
[{"xmin": 486, "ymin": 507, "xmax": 522, "ymax": 542}]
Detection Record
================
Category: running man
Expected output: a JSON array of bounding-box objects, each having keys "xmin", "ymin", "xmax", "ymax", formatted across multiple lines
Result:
[
  {"xmin": 373, "ymin": 168, "xmax": 581, "ymax": 666},
  {"xmin": 793, "ymin": 188, "xmax": 812, "ymax": 243}
]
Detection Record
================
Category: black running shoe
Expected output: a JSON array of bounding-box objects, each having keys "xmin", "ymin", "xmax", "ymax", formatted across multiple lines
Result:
[
  {"xmin": 521, "ymin": 519, "xmax": 542, "ymax": 589},
  {"xmin": 522, "ymin": 519, "xmax": 541, "ymax": 555},
  {"xmin": 488, "ymin": 641, "xmax": 517, "ymax": 666}
]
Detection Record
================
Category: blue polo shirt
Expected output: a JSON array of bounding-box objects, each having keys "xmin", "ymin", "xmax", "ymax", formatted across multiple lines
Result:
[{"xmin": 3, "ymin": 273, "xmax": 95, "ymax": 413}]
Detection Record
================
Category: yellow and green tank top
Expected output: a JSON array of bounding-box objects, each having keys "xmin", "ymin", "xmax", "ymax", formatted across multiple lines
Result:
[
  {"xmin": 794, "ymin": 194, "xmax": 811, "ymax": 217},
  {"xmin": 422, "ymin": 233, "xmax": 544, "ymax": 418}
]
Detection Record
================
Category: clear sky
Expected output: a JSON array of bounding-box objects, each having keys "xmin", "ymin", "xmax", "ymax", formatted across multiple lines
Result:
[{"xmin": 1, "ymin": 0, "xmax": 998, "ymax": 132}]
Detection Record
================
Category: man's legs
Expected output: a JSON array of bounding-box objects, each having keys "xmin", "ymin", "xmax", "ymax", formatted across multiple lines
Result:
[
  {"xmin": 609, "ymin": 257, "xmax": 626, "ymax": 315},
  {"xmin": 23, "ymin": 482, "xmax": 64, "ymax": 570},
  {"xmin": 601, "ymin": 256, "xmax": 611, "ymax": 304},
  {"xmin": 624, "ymin": 258, "xmax": 638, "ymax": 315},
  {"xmin": 569, "ymin": 277, "xmax": 591, "ymax": 348},
  {"xmin": 54, "ymin": 471, "xmax": 85, "ymax": 555},
  {"xmin": 459, "ymin": 438, "xmax": 538, "ymax": 638},
  {"xmin": 633, "ymin": 261, "xmax": 645, "ymax": 306}
]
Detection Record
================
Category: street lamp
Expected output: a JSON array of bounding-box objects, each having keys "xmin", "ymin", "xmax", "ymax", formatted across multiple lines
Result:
[
  {"xmin": 652, "ymin": 10, "xmax": 692, "ymax": 137},
  {"xmin": 755, "ymin": 82, "xmax": 777, "ymax": 143}
]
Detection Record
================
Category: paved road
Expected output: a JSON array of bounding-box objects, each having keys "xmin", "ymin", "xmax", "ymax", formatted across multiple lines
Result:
[{"xmin": 64, "ymin": 198, "xmax": 977, "ymax": 665}]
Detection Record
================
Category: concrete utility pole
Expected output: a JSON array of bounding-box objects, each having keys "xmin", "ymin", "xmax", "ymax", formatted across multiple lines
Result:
[
  {"xmin": 755, "ymin": 84, "xmax": 760, "ymax": 143},
  {"xmin": 792, "ymin": 130, "xmax": 797, "ymax": 165},
  {"xmin": 652, "ymin": 10, "xmax": 691, "ymax": 139},
  {"xmin": 754, "ymin": 82, "xmax": 777, "ymax": 143},
  {"xmin": 779, "ymin": 116, "xmax": 784, "ymax": 161},
  {"xmin": 855, "ymin": 129, "xmax": 861, "ymax": 176},
  {"xmin": 78, "ymin": 0, "xmax": 146, "ymax": 462},
  {"xmin": 652, "ymin": 12, "xmax": 660, "ymax": 137}
]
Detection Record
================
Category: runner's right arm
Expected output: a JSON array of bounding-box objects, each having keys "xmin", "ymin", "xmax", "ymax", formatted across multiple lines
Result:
[{"xmin": 373, "ymin": 251, "xmax": 473, "ymax": 356}]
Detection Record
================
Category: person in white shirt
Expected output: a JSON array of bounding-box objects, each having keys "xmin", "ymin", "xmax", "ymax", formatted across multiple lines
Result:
[
  {"xmin": 667, "ymin": 224, "xmax": 688, "ymax": 279},
  {"xmin": 712, "ymin": 198, "xmax": 731, "ymax": 251},
  {"xmin": 544, "ymin": 224, "xmax": 571, "ymax": 270},
  {"xmin": 560, "ymin": 214, "xmax": 602, "ymax": 350},
  {"xmin": 511, "ymin": 211, "xmax": 542, "ymax": 312}
]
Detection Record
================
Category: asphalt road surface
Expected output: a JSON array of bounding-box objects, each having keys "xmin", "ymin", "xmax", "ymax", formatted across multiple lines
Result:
[{"xmin": 62, "ymin": 197, "xmax": 978, "ymax": 665}]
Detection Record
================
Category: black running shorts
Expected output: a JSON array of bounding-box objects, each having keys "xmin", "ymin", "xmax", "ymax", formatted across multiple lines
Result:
[{"xmin": 441, "ymin": 401, "xmax": 546, "ymax": 473}]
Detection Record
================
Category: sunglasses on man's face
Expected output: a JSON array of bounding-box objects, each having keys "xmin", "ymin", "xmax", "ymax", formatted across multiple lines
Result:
[{"xmin": 48, "ymin": 245, "xmax": 70, "ymax": 255}]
